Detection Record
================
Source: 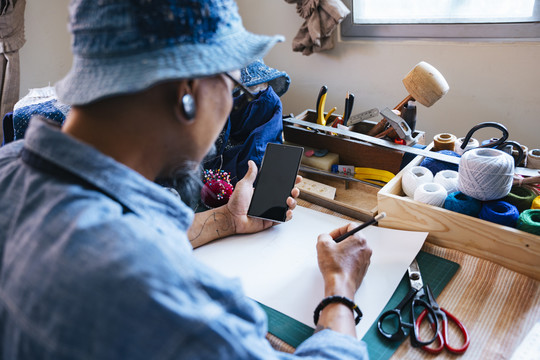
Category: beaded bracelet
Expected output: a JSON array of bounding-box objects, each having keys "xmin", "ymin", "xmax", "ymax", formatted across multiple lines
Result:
[{"xmin": 313, "ymin": 295, "xmax": 363, "ymax": 326}]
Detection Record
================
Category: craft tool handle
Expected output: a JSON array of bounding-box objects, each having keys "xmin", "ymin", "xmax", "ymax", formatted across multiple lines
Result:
[{"xmin": 334, "ymin": 212, "xmax": 386, "ymax": 243}]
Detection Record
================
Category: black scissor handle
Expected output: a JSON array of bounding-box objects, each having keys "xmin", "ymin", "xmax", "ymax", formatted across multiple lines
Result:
[
  {"xmin": 410, "ymin": 298, "xmax": 439, "ymax": 347},
  {"xmin": 460, "ymin": 122, "xmax": 509, "ymax": 150},
  {"xmin": 497, "ymin": 140, "xmax": 525, "ymax": 167},
  {"xmin": 377, "ymin": 308, "xmax": 412, "ymax": 341},
  {"xmin": 378, "ymin": 287, "xmax": 419, "ymax": 341}
]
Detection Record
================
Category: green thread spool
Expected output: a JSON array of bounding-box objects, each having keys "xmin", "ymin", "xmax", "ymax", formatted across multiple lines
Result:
[
  {"xmin": 517, "ymin": 209, "xmax": 540, "ymax": 235},
  {"xmin": 503, "ymin": 186, "xmax": 538, "ymax": 213}
]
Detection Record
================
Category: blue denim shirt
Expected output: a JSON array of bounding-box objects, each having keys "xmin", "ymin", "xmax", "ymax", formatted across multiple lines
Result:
[{"xmin": 0, "ymin": 117, "xmax": 368, "ymax": 359}]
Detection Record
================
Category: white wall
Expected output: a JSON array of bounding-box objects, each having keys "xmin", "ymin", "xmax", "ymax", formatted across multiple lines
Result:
[
  {"xmin": 237, "ymin": 0, "xmax": 540, "ymax": 151},
  {"xmin": 19, "ymin": 0, "xmax": 71, "ymax": 97},
  {"xmin": 18, "ymin": 0, "xmax": 540, "ymax": 150}
]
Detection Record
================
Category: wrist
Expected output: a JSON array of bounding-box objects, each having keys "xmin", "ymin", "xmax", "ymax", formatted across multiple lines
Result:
[
  {"xmin": 223, "ymin": 204, "xmax": 238, "ymax": 236},
  {"xmin": 314, "ymin": 295, "xmax": 363, "ymax": 326},
  {"xmin": 323, "ymin": 274, "xmax": 356, "ymax": 299}
]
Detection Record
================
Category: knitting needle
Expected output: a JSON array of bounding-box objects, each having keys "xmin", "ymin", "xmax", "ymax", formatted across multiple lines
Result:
[{"xmin": 334, "ymin": 212, "xmax": 386, "ymax": 243}]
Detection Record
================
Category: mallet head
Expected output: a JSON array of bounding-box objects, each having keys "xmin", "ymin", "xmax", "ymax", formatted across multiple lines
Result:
[{"xmin": 402, "ymin": 61, "xmax": 449, "ymax": 107}]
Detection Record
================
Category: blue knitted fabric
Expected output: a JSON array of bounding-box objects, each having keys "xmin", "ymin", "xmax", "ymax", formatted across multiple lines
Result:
[
  {"xmin": 13, "ymin": 100, "xmax": 71, "ymax": 141},
  {"xmin": 204, "ymin": 86, "xmax": 283, "ymax": 185}
]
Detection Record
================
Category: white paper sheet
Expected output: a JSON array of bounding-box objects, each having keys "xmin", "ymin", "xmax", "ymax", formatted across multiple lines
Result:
[{"xmin": 193, "ymin": 205, "xmax": 428, "ymax": 339}]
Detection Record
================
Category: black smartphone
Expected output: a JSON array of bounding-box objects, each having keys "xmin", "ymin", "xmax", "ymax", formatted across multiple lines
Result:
[{"xmin": 247, "ymin": 143, "xmax": 304, "ymax": 223}]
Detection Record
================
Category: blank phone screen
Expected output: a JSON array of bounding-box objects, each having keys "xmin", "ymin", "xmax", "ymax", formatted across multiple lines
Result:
[{"xmin": 247, "ymin": 143, "xmax": 304, "ymax": 222}]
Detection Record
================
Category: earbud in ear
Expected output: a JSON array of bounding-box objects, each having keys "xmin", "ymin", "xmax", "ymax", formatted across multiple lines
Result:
[{"xmin": 181, "ymin": 94, "xmax": 196, "ymax": 120}]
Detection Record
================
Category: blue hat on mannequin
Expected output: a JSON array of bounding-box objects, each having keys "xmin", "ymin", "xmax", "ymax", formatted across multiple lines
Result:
[
  {"xmin": 56, "ymin": 0, "xmax": 284, "ymax": 106},
  {"xmin": 241, "ymin": 59, "xmax": 291, "ymax": 97}
]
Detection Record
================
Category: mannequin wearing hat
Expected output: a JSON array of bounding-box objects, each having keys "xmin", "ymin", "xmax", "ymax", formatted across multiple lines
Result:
[
  {"xmin": 197, "ymin": 60, "xmax": 291, "ymax": 208},
  {"xmin": 0, "ymin": 1, "xmax": 371, "ymax": 359}
]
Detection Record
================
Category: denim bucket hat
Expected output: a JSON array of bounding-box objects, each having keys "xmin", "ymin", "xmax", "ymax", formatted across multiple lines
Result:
[
  {"xmin": 241, "ymin": 59, "xmax": 290, "ymax": 97},
  {"xmin": 56, "ymin": 0, "xmax": 284, "ymax": 105}
]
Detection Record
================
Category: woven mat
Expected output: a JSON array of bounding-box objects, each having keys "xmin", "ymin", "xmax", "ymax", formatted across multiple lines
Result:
[{"xmin": 266, "ymin": 200, "xmax": 540, "ymax": 358}]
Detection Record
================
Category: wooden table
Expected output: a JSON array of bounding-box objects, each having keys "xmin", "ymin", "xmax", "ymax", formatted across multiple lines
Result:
[{"xmin": 267, "ymin": 199, "xmax": 540, "ymax": 359}]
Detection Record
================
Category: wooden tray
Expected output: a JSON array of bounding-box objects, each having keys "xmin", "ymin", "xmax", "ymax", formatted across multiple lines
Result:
[
  {"xmin": 283, "ymin": 109, "xmax": 425, "ymax": 221},
  {"xmin": 283, "ymin": 109, "xmax": 425, "ymax": 175},
  {"xmin": 377, "ymin": 151, "xmax": 540, "ymax": 280}
]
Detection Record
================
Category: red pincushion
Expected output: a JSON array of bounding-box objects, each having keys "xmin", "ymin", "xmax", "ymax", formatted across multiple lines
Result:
[{"xmin": 200, "ymin": 170, "xmax": 234, "ymax": 208}]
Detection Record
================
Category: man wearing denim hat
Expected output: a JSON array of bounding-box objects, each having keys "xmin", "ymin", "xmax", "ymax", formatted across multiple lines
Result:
[{"xmin": 0, "ymin": 1, "xmax": 371, "ymax": 359}]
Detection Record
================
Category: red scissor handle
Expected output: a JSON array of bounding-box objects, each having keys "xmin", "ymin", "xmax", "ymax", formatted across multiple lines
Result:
[{"xmin": 416, "ymin": 307, "xmax": 470, "ymax": 354}]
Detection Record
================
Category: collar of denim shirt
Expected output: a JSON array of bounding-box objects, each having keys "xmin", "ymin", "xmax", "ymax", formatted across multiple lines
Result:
[{"xmin": 22, "ymin": 116, "xmax": 194, "ymax": 232}]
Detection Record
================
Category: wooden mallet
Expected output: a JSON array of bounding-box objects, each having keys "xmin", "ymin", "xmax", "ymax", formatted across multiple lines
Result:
[{"xmin": 368, "ymin": 61, "xmax": 449, "ymax": 137}]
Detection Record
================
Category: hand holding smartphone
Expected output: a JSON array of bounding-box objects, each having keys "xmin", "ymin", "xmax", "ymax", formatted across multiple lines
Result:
[{"xmin": 247, "ymin": 143, "xmax": 303, "ymax": 223}]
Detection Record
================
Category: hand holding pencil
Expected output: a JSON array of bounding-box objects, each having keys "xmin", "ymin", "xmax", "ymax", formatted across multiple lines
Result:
[
  {"xmin": 334, "ymin": 212, "xmax": 386, "ymax": 243},
  {"xmin": 315, "ymin": 212, "xmax": 385, "ymax": 299},
  {"xmin": 315, "ymin": 214, "xmax": 384, "ymax": 335}
]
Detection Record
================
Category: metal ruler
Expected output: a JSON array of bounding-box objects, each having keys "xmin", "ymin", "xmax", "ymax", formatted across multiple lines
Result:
[
  {"xmin": 347, "ymin": 108, "xmax": 380, "ymax": 125},
  {"xmin": 284, "ymin": 117, "xmax": 539, "ymax": 177}
]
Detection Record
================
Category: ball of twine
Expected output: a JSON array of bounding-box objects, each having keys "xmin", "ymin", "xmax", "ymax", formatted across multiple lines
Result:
[
  {"xmin": 434, "ymin": 170, "xmax": 459, "ymax": 194},
  {"xmin": 433, "ymin": 133, "xmax": 457, "ymax": 151},
  {"xmin": 402, "ymin": 166, "xmax": 433, "ymax": 198},
  {"xmin": 502, "ymin": 186, "xmax": 538, "ymax": 213},
  {"xmin": 454, "ymin": 137, "xmax": 479, "ymax": 155},
  {"xmin": 516, "ymin": 209, "xmax": 540, "ymax": 235},
  {"xmin": 517, "ymin": 209, "xmax": 540, "ymax": 235},
  {"xmin": 458, "ymin": 148, "xmax": 514, "ymax": 201},
  {"xmin": 444, "ymin": 191, "xmax": 482, "ymax": 217},
  {"xmin": 479, "ymin": 200, "xmax": 520, "ymax": 228},
  {"xmin": 527, "ymin": 149, "xmax": 540, "ymax": 169},
  {"xmin": 419, "ymin": 150, "xmax": 460, "ymax": 175},
  {"xmin": 414, "ymin": 182, "xmax": 447, "ymax": 207},
  {"xmin": 531, "ymin": 196, "xmax": 540, "ymax": 209}
]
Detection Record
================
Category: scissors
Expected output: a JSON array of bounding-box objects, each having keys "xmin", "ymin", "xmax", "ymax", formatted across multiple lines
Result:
[
  {"xmin": 415, "ymin": 284, "xmax": 470, "ymax": 354},
  {"xmin": 377, "ymin": 259, "xmax": 439, "ymax": 347},
  {"xmin": 460, "ymin": 122, "xmax": 525, "ymax": 166},
  {"xmin": 378, "ymin": 260, "xmax": 470, "ymax": 354}
]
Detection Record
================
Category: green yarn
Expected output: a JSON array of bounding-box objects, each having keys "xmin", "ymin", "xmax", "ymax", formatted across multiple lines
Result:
[
  {"xmin": 517, "ymin": 209, "xmax": 540, "ymax": 235},
  {"xmin": 503, "ymin": 186, "xmax": 537, "ymax": 213}
]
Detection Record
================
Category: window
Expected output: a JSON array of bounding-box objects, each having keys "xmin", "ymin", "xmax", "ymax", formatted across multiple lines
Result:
[{"xmin": 341, "ymin": 0, "xmax": 540, "ymax": 39}]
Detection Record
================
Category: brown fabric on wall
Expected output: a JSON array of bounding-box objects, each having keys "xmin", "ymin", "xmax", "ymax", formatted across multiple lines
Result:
[
  {"xmin": 0, "ymin": 50, "xmax": 19, "ymax": 120},
  {"xmin": 0, "ymin": 0, "xmax": 25, "ymax": 137},
  {"xmin": 0, "ymin": 0, "xmax": 25, "ymax": 52},
  {"xmin": 285, "ymin": 0, "xmax": 349, "ymax": 56}
]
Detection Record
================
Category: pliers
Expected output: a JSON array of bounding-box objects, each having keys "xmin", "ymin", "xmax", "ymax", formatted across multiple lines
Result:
[
  {"xmin": 317, "ymin": 86, "xmax": 355, "ymax": 128},
  {"xmin": 342, "ymin": 92, "xmax": 355, "ymax": 126},
  {"xmin": 316, "ymin": 85, "xmax": 328, "ymax": 126}
]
